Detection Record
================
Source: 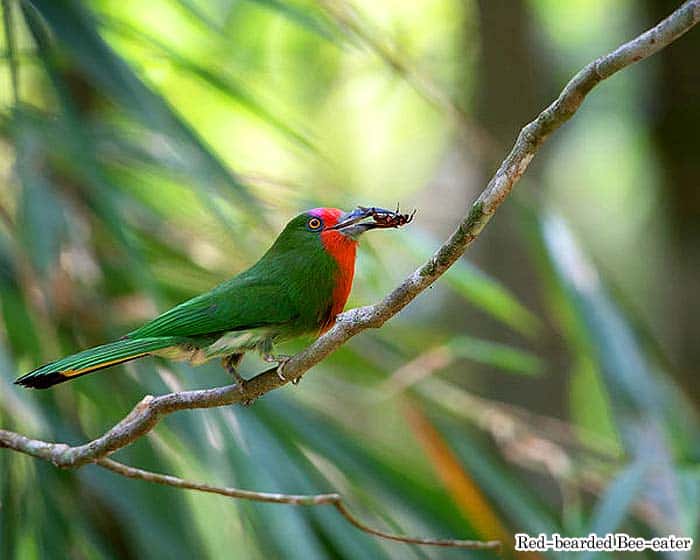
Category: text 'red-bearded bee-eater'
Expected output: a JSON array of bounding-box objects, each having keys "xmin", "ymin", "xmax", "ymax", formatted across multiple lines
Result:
[{"xmin": 15, "ymin": 206, "xmax": 414, "ymax": 389}]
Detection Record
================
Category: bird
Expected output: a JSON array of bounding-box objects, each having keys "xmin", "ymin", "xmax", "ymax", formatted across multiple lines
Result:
[{"xmin": 15, "ymin": 206, "xmax": 412, "ymax": 390}]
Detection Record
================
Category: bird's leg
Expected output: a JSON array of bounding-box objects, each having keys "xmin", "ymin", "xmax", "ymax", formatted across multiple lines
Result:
[
  {"xmin": 222, "ymin": 353, "xmax": 245, "ymax": 384},
  {"xmin": 222, "ymin": 354, "xmax": 255, "ymax": 405},
  {"xmin": 262, "ymin": 352, "xmax": 292, "ymax": 382}
]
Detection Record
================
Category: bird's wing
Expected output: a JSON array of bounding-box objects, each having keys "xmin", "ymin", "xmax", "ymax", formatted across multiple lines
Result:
[{"xmin": 128, "ymin": 278, "xmax": 299, "ymax": 339}]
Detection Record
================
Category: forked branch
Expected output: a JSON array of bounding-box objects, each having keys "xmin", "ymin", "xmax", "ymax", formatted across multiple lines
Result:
[{"xmin": 98, "ymin": 458, "xmax": 500, "ymax": 550}]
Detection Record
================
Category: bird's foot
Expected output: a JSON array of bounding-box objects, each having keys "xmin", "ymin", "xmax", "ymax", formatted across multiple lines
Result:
[
  {"xmin": 234, "ymin": 378, "xmax": 257, "ymax": 407},
  {"xmin": 277, "ymin": 362, "xmax": 304, "ymax": 385},
  {"xmin": 223, "ymin": 364, "xmax": 247, "ymax": 386},
  {"xmin": 262, "ymin": 353, "xmax": 292, "ymax": 382},
  {"xmin": 222, "ymin": 355, "xmax": 254, "ymax": 404},
  {"xmin": 262, "ymin": 353, "xmax": 292, "ymax": 364},
  {"xmin": 241, "ymin": 394, "xmax": 257, "ymax": 407}
]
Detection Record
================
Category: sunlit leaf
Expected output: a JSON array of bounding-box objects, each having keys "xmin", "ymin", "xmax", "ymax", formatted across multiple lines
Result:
[
  {"xmin": 24, "ymin": 0, "xmax": 258, "ymax": 210},
  {"xmin": 243, "ymin": 0, "xmax": 336, "ymax": 40},
  {"xmin": 100, "ymin": 15, "xmax": 316, "ymax": 151}
]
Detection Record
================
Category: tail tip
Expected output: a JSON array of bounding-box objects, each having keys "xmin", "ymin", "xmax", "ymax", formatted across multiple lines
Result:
[{"xmin": 14, "ymin": 370, "xmax": 68, "ymax": 389}]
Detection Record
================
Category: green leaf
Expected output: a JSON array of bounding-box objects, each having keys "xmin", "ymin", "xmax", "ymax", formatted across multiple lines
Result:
[
  {"xmin": 24, "ymin": 0, "xmax": 258, "ymax": 210},
  {"xmin": 569, "ymin": 355, "xmax": 622, "ymax": 456},
  {"xmin": 221, "ymin": 408, "xmax": 367, "ymax": 560},
  {"xmin": 258, "ymin": 395, "xmax": 488, "ymax": 551},
  {"xmin": 100, "ymin": 14, "xmax": 316, "ymax": 151},
  {"xmin": 1, "ymin": 0, "xmax": 19, "ymax": 104},
  {"xmin": 432, "ymin": 415, "xmax": 567, "ymax": 557},
  {"xmin": 171, "ymin": 0, "xmax": 226, "ymax": 34},
  {"xmin": 538, "ymin": 212, "xmax": 694, "ymax": 541},
  {"xmin": 540, "ymin": 213, "xmax": 700, "ymax": 455},
  {"xmin": 17, "ymin": 15, "xmax": 162, "ymax": 300},
  {"xmin": 15, "ymin": 148, "xmax": 65, "ymax": 276},
  {"xmin": 243, "ymin": 0, "xmax": 336, "ymax": 40},
  {"xmin": 446, "ymin": 335, "xmax": 544, "ymax": 376},
  {"xmin": 580, "ymin": 461, "xmax": 649, "ymax": 560},
  {"xmin": 406, "ymin": 233, "xmax": 542, "ymax": 337},
  {"xmin": 587, "ymin": 461, "xmax": 648, "ymax": 536},
  {"xmin": 0, "ymin": 237, "xmax": 41, "ymax": 358}
]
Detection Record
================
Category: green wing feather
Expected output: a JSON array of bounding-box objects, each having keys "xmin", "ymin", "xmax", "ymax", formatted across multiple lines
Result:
[{"xmin": 128, "ymin": 276, "xmax": 300, "ymax": 339}]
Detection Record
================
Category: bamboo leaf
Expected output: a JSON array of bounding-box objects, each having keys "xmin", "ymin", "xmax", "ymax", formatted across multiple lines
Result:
[
  {"xmin": 446, "ymin": 335, "xmax": 544, "ymax": 376},
  {"xmin": 404, "ymin": 402, "xmax": 516, "ymax": 550},
  {"xmin": 100, "ymin": 15, "xmax": 316, "ymax": 151},
  {"xmin": 406, "ymin": 233, "xmax": 542, "ymax": 337},
  {"xmin": 243, "ymin": 0, "xmax": 336, "ymax": 40},
  {"xmin": 587, "ymin": 461, "xmax": 648, "ymax": 537},
  {"xmin": 24, "ymin": 0, "xmax": 258, "ymax": 210},
  {"xmin": 432, "ymin": 415, "xmax": 564, "ymax": 542}
]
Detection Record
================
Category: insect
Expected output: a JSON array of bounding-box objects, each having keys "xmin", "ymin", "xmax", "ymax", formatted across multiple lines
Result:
[{"xmin": 358, "ymin": 205, "xmax": 416, "ymax": 229}]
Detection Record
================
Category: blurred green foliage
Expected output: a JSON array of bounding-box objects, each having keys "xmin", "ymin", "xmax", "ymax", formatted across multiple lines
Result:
[{"xmin": 0, "ymin": 0, "xmax": 698, "ymax": 559}]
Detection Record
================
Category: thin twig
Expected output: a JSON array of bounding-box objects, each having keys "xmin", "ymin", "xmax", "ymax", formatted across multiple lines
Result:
[
  {"xmin": 97, "ymin": 458, "xmax": 501, "ymax": 550},
  {"xmin": 2, "ymin": 0, "xmax": 699, "ymax": 552}
]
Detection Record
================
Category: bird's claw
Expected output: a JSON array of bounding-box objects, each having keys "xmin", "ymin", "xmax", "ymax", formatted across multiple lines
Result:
[
  {"xmin": 274, "ymin": 361, "xmax": 302, "ymax": 385},
  {"xmin": 241, "ymin": 396, "xmax": 257, "ymax": 407},
  {"xmin": 276, "ymin": 356, "xmax": 291, "ymax": 382},
  {"xmin": 234, "ymin": 379, "xmax": 256, "ymax": 406},
  {"xmin": 221, "ymin": 355, "xmax": 256, "ymax": 405},
  {"xmin": 263, "ymin": 353, "xmax": 292, "ymax": 364},
  {"xmin": 263, "ymin": 353, "xmax": 292, "ymax": 382}
]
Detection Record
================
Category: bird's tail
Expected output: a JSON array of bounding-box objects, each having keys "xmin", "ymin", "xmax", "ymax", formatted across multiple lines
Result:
[{"xmin": 15, "ymin": 336, "xmax": 185, "ymax": 389}]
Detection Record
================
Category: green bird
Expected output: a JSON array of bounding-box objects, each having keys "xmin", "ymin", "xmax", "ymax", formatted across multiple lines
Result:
[{"xmin": 15, "ymin": 206, "xmax": 412, "ymax": 389}]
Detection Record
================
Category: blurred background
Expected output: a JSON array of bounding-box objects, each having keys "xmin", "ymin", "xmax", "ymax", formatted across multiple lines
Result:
[{"xmin": 1, "ymin": 0, "xmax": 699, "ymax": 558}]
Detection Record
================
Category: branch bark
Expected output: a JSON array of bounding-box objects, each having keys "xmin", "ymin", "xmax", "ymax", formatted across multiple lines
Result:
[
  {"xmin": 2, "ymin": 0, "xmax": 699, "ymax": 551},
  {"xmin": 97, "ymin": 459, "xmax": 500, "ymax": 550}
]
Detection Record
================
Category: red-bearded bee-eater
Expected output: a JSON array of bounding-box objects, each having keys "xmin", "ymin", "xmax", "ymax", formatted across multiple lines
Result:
[{"xmin": 15, "ymin": 206, "xmax": 413, "ymax": 389}]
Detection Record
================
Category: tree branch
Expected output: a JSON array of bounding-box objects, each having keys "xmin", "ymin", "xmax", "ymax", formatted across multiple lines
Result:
[
  {"xmin": 2, "ymin": 0, "xmax": 699, "ymax": 552},
  {"xmin": 97, "ymin": 458, "xmax": 501, "ymax": 550}
]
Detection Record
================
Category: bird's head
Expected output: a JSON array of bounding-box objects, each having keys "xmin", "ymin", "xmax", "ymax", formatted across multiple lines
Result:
[
  {"xmin": 269, "ymin": 206, "xmax": 413, "ymax": 265},
  {"xmin": 281, "ymin": 206, "xmax": 414, "ymax": 243}
]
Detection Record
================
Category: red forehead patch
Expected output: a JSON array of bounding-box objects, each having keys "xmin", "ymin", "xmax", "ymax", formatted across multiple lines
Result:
[{"xmin": 309, "ymin": 207, "xmax": 343, "ymax": 228}]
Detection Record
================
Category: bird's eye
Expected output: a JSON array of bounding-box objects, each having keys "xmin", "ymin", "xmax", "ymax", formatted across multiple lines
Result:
[{"xmin": 307, "ymin": 217, "xmax": 323, "ymax": 231}]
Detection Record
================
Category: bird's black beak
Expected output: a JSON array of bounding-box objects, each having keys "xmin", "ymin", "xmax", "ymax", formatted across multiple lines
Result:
[{"xmin": 330, "ymin": 207, "xmax": 383, "ymax": 238}]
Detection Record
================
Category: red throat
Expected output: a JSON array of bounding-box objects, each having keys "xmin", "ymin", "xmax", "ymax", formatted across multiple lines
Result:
[{"xmin": 312, "ymin": 208, "xmax": 358, "ymax": 333}]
